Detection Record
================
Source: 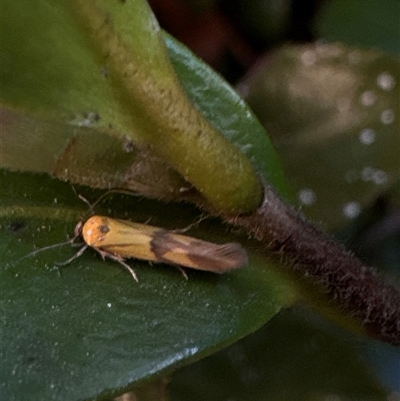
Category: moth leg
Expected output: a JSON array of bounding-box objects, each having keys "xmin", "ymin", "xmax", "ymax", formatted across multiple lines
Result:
[
  {"xmin": 164, "ymin": 262, "xmax": 188, "ymax": 280},
  {"xmin": 70, "ymin": 241, "xmax": 85, "ymax": 248},
  {"xmin": 97, "ymin": 249, "xmax": 139, "ymax": 283},
  {"xmin": 56, "ymin": 245, "xmax": 88, "ymax": 266},
  {"xmin": 149, "ymin": 259, "xmax": 188, "ymax": 280},
  {"xmin": 176, "ymin": 266, "xmax": 189, "ymax": 280}
]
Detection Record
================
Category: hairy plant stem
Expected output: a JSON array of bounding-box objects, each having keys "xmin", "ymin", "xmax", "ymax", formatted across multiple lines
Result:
[{"xmin": 227, "ymin": 185, "xmax": 400, "ymax": 346}]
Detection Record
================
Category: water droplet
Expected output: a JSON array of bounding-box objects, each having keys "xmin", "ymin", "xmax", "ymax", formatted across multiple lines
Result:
[
  {"xmin": 107, "ymin": 303, "xmax": 112, "ymax": 308},
  {"xmin": 377, "ymin": 72, "xmax": 396, "ymax": 91},
  {"xmin": 343, "ymin": 201, "xmax": 361, "ymax": 219},
  {"xmin": 360, "ymin": 90, "xmax": 376, "ymax": 106},
  {"xmin": 372, "ymin": 169, "xmax": 388, "ymax": 185},
  {"xmin": 381, "ymin": 109, "xmax": 395, "ymax": 125},
  {"xmin": 298, "ymin": 188, "xmax": 316, "ymax": 205},
  {"xmin": 359, "ymin": 128, "xmax": 376, "ymax": 145},
  {"xmin": 361, "ymin": 167, "xmax": 388, "ymax": 185},
  {"xmin": 301, "ymin": 50, "xmax": 317, "ymax": 66}
]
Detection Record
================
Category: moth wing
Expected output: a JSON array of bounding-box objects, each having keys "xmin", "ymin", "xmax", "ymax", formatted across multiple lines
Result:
[{"xmin": 151, "ymin": 232, "xmax": 248, "ymax": 273}]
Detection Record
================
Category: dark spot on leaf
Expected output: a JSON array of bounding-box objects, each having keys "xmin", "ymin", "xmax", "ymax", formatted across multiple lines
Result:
[
  {"xmin": 9, "ymin": 221, "xmax": 26, "ymax": 232},
  {"xmin": 26, "ymin": 356, "xmax": 36, "ymax": 364}
]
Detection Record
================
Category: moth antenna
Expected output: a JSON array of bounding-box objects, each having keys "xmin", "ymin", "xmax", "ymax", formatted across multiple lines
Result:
[
  {"xmin": 78, "ymin": 194, "xmax": 94, "ymax": 214},
  {"xmin": 74, "ymin": 188, "xmax": 140, "ymax": 218},
  {"xmin": 90, "ymin": 189, "xmax": 140, "ymax": 211},
  {"xmin": 171, "ymin": 214, "xmax": 210, "ymax": 234},
  {"xmin": 11, "ymin": 218, "xmax": 85, "ymax": 267},
  {"xmin": 12, "ymin": 239, "xmax": 73, "ymax": 266},
  {"xmin": 70, "ymin": 185, "xmax": 91, "ymax": 210}
]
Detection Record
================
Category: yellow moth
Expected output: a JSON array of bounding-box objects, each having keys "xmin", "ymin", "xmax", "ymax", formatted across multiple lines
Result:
[
  {"xmin": 73, "ymin": 215, "xmax": 248, "ymax": 282},
  {"xmin": 18, "ymin": 190, "xmax": 248, "ymax": 281}
]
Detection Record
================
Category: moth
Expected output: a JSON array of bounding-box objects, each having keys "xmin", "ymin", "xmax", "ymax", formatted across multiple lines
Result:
[
  {"xmin": 17, "ymin": 188, "xmax": 248, "ymax": 281},
  {"xmin": 71, "ymin": 215, "xmax": 248, "ymax": 282}
]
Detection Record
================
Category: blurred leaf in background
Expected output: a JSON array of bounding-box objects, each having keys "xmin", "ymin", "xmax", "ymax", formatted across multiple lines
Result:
[
  {"xmin": 238, "ymin": 43, "xmax": 399, "ymax": 231},
  {"xmin": 170, "ymin": 305, "xmax": 395, "ymax": 401}
]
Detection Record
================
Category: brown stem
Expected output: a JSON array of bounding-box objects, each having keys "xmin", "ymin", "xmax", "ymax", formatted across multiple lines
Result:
[{"xmin": 228, "ymin": 185, "xmax": 400, "ymax": 346}]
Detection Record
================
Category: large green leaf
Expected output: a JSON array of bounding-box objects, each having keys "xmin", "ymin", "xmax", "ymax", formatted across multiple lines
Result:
[
  {"xmin": 1, "ymin": 1, "xmax": 296, "ymax": 399},
  {"xmin": 1, "ymin": 170, "xmax": 296, "ymax": 401}
]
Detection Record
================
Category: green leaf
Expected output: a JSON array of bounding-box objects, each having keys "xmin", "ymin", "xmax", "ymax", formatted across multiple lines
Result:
[
  {"xmin": 1, "ymin": 170, "xmax": 296, "ymax": 401},
  {"xmin": 164, "ymin": 33, "xmax": 289, "ymax": 199}
]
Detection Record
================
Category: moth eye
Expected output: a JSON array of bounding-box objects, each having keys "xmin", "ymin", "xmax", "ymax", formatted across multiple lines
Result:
[{"xmin": 99, "ymin": 224, "xmax": 110, "ymax": 234}]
